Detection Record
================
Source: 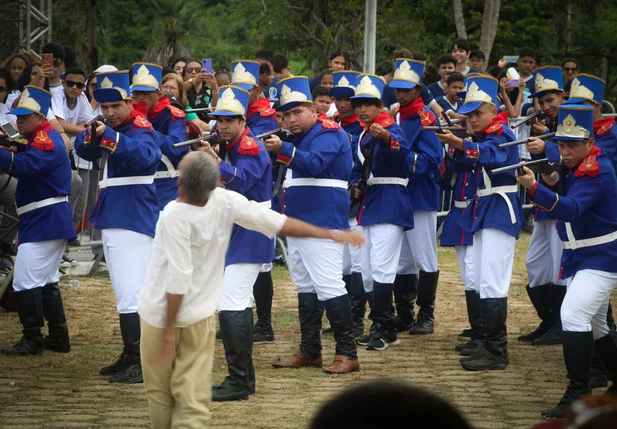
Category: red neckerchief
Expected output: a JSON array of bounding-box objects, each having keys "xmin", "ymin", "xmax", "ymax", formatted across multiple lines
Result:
[
  {"xmin": 574, "ymin": 145, "xmax": 601, "ymax": 178},
  {"xmin": 119, "ymin": 109, "xmax": 141, "ymax": 128},
  {"xmin": 335, "ymin": 113, "xmax": 364, "ymax": 128},
  {"xmin": 247, "ymin": 97, "xmax": 274, "ymax": 118},
  {"xmin": 594, "ymin": 117, "xmax": 615, "ymax": 136},
  {"xmin": 495, "ymin": 110, "xmax": 509, "ymax": 124},
  {"xmin": 148, "ymin": 96, "xmax": 171, "ymax": 120},
  {"xmin": 26, "ymin": 120, "xmax": 54, "ymax": 142},
  {"xmin": 477, "ymin": 115, "xmax": 504, "ymax": 137},
  {"xmin": 225, "ymin": 126, "xmax": 250, "ymax": 151},
  {"xmin": 366, "ymin": 111, "xmax": 394, "ymax": 129},
  {"xmin": 317, "ymin": 112, "xmax": 329, "ymax": 121},
  {"xmin": 398, "ymin": 97, "xmax": 425, "ymax": 121}
]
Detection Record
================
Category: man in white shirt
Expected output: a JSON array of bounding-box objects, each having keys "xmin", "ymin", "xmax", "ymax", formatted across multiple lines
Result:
[
  {"xmin": 51, "ymin": 67, "xmax": 94, "ymax": 233},
  {"xmin": 138, "ymin": 151, "xmax": 364, "ymax": 429}
]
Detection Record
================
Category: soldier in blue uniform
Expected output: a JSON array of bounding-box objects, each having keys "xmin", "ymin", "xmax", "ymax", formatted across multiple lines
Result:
[
  {"xmin": 439, "ymin": 147, "xmax": 479, "ymax": 355},
  {"xmin": 231, "ymin": 59, "xmax": 280, "ymax": 344},
  {"xmin": 390, "ymin": 59, "xmax": 443, "ymax": 336},
  {"xmin": 130, "ymin": 62, "xmax": 188, "ymax": 212},
  {"xmin": 196, "ymin": 84, "xmax": 275, "ymax": 401},
  {"xmin": 330, "ymin": 70, "xmax": 367, "ymax": 337},
  {"xmin": 74, "ymin": 70, "xmax": 162, "ymax": 383},
  {"xmin": 437, "ymin": 75, "xmax": 523, "ymax": 371},
  {"xmin": 517, "ymin": 104, "xmax": 617, "ymax": 418},
  {"xmin": 518, "ymin": 66, "xmax": 568, "ymax": 346},
  {"xmin": 264, "ymin": 76, "xmax": 359, "ymax": 374},
  {"xmin": 0, "ymin": 86, "xmax": 75, "ymax": 356},
  {"xmin": 349, "ymin": 74, "xmax": 413, "ymax": 351}
]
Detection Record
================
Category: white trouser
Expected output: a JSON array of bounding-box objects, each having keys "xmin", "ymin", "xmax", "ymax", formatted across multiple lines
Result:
[
  {"xmin": 362, "ymin": 223, "xmax": 404, "ymax": 291},
  {"xmin": 525, "ymin": 220, "xmax": 565, "ymax": 287},
  {"xmin": 562, "ymin": 269, "xmax": 617, "ymax": 338},
  {"xmin": 402, "ymin": 210, "xmax": 438, "ymax": 273},
  {"xmin": 342, "ymin": 219, "xmax": 363, "ymax": 275},
  {"xmin": 14, "ymin": 239, "xmax": 66, "ymax": 291},
  {"xmin": 455, "ymin": 245, "xmax": 475, "ymax": 292},
  {"xmin": 103, "ymin": 228, "xmax": 153, "ymax": 314},
  {"xmin": 218, "ymin": 263, "xmax": 262, "ymax": 311},
  {"xmin": 473, "ymin": 228, "xmax": 516, "ymax": 299},
  {"xmin": 260, "ymin": 263, "xmax": 273, "ymax": 273},
  {"xmin": 287, "ymin": 237, "xmax": 346, "ymax": 301}
]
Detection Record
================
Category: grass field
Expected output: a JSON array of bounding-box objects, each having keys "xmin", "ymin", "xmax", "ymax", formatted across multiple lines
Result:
[{"xmin": 0, "ymin": 233, "xmax": 615, "ymax": 428}]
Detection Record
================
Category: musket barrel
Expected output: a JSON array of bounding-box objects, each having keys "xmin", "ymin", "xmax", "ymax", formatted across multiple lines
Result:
[
  {"xmin": 489, "ymin": 158, "xmax": 550, "ymax": 175},
  {"xmin": 171, "ymin": 134, "xmax": 217, "ymax": 149},
  {"xmin": 498, "ymin": 132, "xmax": 556, "ymax": 148}
]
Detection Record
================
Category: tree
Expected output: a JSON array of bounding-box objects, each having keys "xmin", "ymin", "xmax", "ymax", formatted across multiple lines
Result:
[
  {"xmin": 452, "ymin": 0, "xmax": 467, "ymax": 38},
  {"xmin": 479, "ymin": 0, "xmax": 501, "ymax": 64}
]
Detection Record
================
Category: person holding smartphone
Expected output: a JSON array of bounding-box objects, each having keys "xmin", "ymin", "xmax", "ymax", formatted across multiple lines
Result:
[{"xmin": 182, "ymin": 60, "xmax": 219, "ymax": 119}]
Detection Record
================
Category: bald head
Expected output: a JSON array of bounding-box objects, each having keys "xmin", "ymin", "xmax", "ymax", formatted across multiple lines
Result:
[{"xmin": 178, "ymin": 152, "xmax": 220, "ymax": 203}]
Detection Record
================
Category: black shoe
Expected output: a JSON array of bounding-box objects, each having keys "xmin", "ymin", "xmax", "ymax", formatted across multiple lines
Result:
[
  {"xmin": 461, "ymin": 352, "xmax": 508, "ymax": 371},
  {"xmin": 214, "ymin": 310, "xmax": 253, "ymax": 402},
  {"xmin": 385, "ymin": 332, "xmax": 400, "ymax": 347},
  {"xmin": 365, "ymin": 338, "xmax": 388, "ymax": 351},
  {"xmin": 60, "ymin": 251, "xmax": 79, "ymax": 268},
  {"xmin": 458, "ymin": 328, "xmax": 473, "ymax": 338},
  {"xmin": 541, "ymin": 331, "xmax": 594, "ymax": 418},
  {"xmin": 322, "ymin": 326, "xmax": 333, "ymax": 334},
  {"xmin": 99, "ymin": 353, "xmax": 130, "ymax": 376},
  {"xmin": 393, "ymin": 274, "xmax": 417, "ymax": 332},
  {"xmin": 518, "ymin": 284, "xmax": 552, "ymax": 342},
  {"xmin": 409, "ymin": 271, "xmax": 438, "ymax": 335},
  {"xmin": 253, "ymin": 330, "xmax": 274, "ymax": 343},
  {"xmin": 409, "ymin": 317, "xmax": 434, "ymax": 335},
  {"xmin": 108, "ymin": 363, "xmax": 143, "ymax": 384},
  {"xmin": 41, "ymin": 282, "xmax": 70, "ymax": 353},
  {"xmin": 455, "ymin": 341, "xmax": 472, "ymax": 352},
  {"xmin": 532, "ymin": 326, "xmax": 563, "ymax": 346},
  {"xmin": 323, "ymin": 294, "xmax": 358, "ymax": 360},
  {"xmin": 458, "ymin": 340, "xmax": 485, "ymax": 356},
  {"xmin": 356, "ymin": 334, "xmax": 371, "ymax": 346},
  {"xmin": 1, "ymin": 288, "xmax": 44, "ymax": 356}
]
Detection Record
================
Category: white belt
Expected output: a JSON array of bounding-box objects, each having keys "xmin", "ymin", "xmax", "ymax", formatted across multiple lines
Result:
[
  {"xmin": 99, "ymin": 175, "xmax": 155, "ymax": 189},
  {"xmin": 17, "ymin": 196, "xmax": 68, "ymax": 216},
  {"xmin": 476, "ymin": 185, "xmax": 518, "ymax": 224},
  {"xmin": 283, "ymin": 178, "xmax": 348, "ymax": 189},
  {"xmin": 454, "ymin": 200, "xmax": 471, "ymax": 209},
  {"xmin": 367, "ymin": 177, "xmax": 409, "ymax": 186},
  {"xmin": 258, "ymin": 200, "xmax": 272, "ymax": 209},
  {"xmin": 154, "ymin": 155, "xmax": 179, "ymax": 180},
  {"xmin": 563, "ymin": 222, "xmax": 617, "ymax": 250}
]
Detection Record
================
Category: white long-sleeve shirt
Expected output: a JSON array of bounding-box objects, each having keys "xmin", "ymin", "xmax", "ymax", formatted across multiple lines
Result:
[{"xmin": 138, "ymin": 188, "xmax": 286, "ymax": 328}]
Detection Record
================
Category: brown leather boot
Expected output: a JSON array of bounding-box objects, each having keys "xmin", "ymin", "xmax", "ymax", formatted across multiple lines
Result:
[
  {"xmin": 272, "ymin": 350, "xmax": 322, "ymax": 369},
  {"xmin": 323, "ymin": 355, "xmax": 360, "ymax": 374}
]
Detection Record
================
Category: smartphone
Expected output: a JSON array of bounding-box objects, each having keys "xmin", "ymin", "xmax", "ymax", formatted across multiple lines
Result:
[
  {"xmin": 506, "ymin": 78, "xmax": 519, "ymax": 89},
  {"xmin": 202, "ymin": 58, "xmax": 212, "ymax": 74},
  {"xmin": 42, "ymin": 53, "xmax": 54, "ymax": 69},
  {"xmin": 1, "ymin": 122, "xmax": 19, "ymax": 139},
  {"xmin": 504, "ymin": 55, "xmax": 519, "ymax": 64}
]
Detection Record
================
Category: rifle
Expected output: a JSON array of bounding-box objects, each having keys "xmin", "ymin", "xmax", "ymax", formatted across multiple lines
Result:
[
  {"xmin": 603, "ymin": 113, "xmax": 617, "ymax": 118},
  {"xmin": 511, "ymin": 110, "xmax": 545, "ymax": 129},
  {"xmin": 489, "ymin": 158, "xmax": 568, "ymax": 177},
  {"xmin": 185, "ymin": 107, "xmax": 215, "ymax": 113},
  {"xmin": 171, "ymin": 133, "xmax": 221, "ymax": 149},
  {"xmin": 85, "ymin": 114, "xmax": 110, "ymax": 170},
  {"xmin": 498, "ymin": 132, "xmax": 557, "ymax": 148},
  {"xmin": 422, "ymin": 125, "xmax": 470, "ymax": 138},
  {"xmin": 349, "ymin": 138, "xmax": 375, "ymax": 216},
  {"xmin": 255, "ymin": 128, "xmax": 294, "ymax": 142}
]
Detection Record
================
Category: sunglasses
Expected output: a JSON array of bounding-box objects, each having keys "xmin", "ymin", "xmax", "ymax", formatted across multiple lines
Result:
[
  {"xmin": 0, "ymin": 86, "xmax": 6, "ymax": 92},
  {"xmin": 186, "ymin": 67, "xmax": 202, "ymax": 73},
  {"xmin": 563, "ymin": 67, "xmax": 578, "ymax": 72},
  {"xmin": 65, "ymin": 80, "xmax": 85, "ymax": 89}
]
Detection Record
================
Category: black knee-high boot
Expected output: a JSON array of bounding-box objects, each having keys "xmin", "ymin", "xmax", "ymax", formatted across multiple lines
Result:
[
  {"xmin": 0, "ymin": 288, "xmax": 44, "ymax": 356},
  {"xmin": 253, "ymin": 271, "xmax": 275, "ymax": 343}
]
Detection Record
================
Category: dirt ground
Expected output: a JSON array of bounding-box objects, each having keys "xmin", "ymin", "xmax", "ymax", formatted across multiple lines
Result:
[{"xmin": 1, "ymin": 233, "xmax": 615, "ymax": 429}]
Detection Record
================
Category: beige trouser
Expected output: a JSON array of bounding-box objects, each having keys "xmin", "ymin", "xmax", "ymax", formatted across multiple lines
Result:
[{"xmin": 141, "ymin": 315, "xmax": 216, "ymax": 429}]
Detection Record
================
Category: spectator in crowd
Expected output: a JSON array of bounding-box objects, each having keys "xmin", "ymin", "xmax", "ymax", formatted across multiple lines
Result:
[
  {"xmin": 183, "ymin": 60, "xmax": 219, "ymax": 117},
  {"xmin": 41, "ymin": 42, "xmax": 66, "ymax": 95},
  {"xmin": 562, "ymin": 58, "xmax": 579, "ymax": 85},
  {"xmin": 450, "ymin": 38, "xmax": 479, "ymax": 76},
  {"xmin": 273, "ymin": 54, "xmax": 292, "ymax": 81},
  {"xmin": 436, "ymin": 71, "xmax": 465, "ymax": 119},
  {"xmin": 309, "ymin": 49, "xmax": 351, "ymax": 90},
  {"xmin": 469, "ymin": 49, "xmax": 486, "ymax": 72},
  {"xmin": 311, "ymin": 85, "xmax": 333, "ymax": 116},
  {"xmin": 171, "ymin": 57, "xmax": 188, "ymax": 76},
  {"xmin": 160, "ymin": 72, "xmax": 211, "ymax": 132},
  {"xmin": 214, "ymin": 67, "xmax": 231, "ymax": 89},
  {"xmin": 318, "ymin": 70, "xmax": 333, "ymax": 88},
  {"xmin": 2, "ymin": 53, "xmax": 34, "ymax": 85},
  {"xmin": 427, "ymin": 54, "xmax": 457, "ymax": 99},
  {"xmin": 309, "ymin": 381, "xmax": 473, "ymax": 429},
  {"xmin": 517, "ymin": 47, "xmax": 538, "ymax": 92}
]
